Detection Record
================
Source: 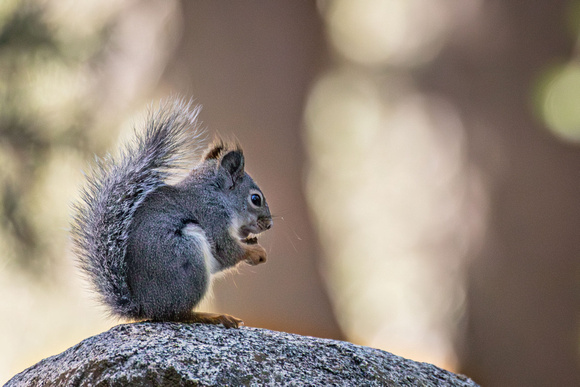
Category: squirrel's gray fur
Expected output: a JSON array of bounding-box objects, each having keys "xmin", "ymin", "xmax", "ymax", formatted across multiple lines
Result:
[{"xmin": 71, "ymin": 98, "xmax": 272, "ymax": 322}]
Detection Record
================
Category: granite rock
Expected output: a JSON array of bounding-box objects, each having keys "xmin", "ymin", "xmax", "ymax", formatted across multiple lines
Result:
[{"xmin": 6, "ymin": 322, "xmax": 478, "ymax": 386}]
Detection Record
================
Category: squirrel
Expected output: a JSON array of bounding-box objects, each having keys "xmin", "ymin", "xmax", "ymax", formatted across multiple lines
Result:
[{"xmin": 71, "ymin": 98, "xmax": 272, "ymax": 328}]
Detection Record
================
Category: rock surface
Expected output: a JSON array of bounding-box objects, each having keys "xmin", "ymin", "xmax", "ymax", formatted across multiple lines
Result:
[{"xmin": 6, "ymin": 322, "xmax": 478, "ymax": 386}]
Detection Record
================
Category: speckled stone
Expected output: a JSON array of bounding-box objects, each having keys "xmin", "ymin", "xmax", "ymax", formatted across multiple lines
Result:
[{"xmin": 6, "ymin": 322, "xmax": 478, "ymax": 386}]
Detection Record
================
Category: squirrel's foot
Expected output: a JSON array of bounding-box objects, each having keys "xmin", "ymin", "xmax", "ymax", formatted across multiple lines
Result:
[
  {"xmin": 180, "ymin": 311, "xmax": 243, "ymax": 328},
  {"xmin": 241, "ymin": 243, "xmax": 267, "ymax": 265}
]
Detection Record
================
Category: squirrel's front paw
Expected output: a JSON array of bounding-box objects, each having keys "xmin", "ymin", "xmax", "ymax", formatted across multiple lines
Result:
[{"xmin": 242, "ymin": 243, "xmax": 267, "ymax": 265}]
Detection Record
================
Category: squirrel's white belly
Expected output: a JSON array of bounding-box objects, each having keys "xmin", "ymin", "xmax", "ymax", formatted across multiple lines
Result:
[{"xmin": 182, "ymin": 223, "xmax": 219, "ymax": 276}]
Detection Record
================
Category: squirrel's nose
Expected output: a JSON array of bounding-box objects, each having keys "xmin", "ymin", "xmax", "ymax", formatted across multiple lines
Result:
[{"xmin": 258, "ymin": 217, "xmax": 273, "ymax": 231}]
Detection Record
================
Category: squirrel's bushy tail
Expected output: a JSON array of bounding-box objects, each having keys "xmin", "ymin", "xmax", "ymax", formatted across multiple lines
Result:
[{"xmin": 71, "ymin": 99, "xmax": 203, "ymax": 318}]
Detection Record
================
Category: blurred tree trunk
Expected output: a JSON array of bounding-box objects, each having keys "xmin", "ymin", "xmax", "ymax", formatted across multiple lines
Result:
[
  {"xmin": 420, "ymin": 2, "xmax": 580, "ymax": 385},
  {"xmin": 161, "ymin": 1, "xmax": 343, "ymax": 339}
]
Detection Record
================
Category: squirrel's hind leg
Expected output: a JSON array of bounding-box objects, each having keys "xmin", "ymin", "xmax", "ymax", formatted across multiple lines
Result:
[{"xmin": 176, "ymin": 311, "xmax": 243, "ymax": 328}]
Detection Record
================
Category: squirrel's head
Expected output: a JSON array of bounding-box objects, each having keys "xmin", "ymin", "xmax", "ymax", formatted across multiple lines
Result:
[{"xmin": 205, "ymin": 142, "xmax": 273, "ymax": 242}]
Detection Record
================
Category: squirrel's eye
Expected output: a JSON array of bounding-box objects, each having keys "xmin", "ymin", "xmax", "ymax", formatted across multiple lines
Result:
[{"xmin": 250, "ymin": 193, "xmax": 262, "ymax": 207}]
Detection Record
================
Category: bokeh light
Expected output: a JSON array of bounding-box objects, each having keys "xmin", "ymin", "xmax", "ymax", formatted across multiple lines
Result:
[
  {"xmin": 322, "ymin": 0, "xmax": 451, "ymax": 66},
  {"xmin": 537, "ymin": 63, "xmax": 580, "ymax": 142},
  {"xmin": 306, "ymin": 0, "xmax": 487, "ymax": 369}
]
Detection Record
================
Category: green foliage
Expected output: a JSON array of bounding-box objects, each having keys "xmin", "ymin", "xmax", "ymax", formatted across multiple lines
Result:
[{"xmin": 0, "ymin": 0, "xmax": 113, "ymax": 275}]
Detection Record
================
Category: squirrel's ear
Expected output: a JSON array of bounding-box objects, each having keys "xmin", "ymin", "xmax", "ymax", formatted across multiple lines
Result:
[{"xmin": 220, "ymin": 150, "xmax": 245, "ymax": 180}]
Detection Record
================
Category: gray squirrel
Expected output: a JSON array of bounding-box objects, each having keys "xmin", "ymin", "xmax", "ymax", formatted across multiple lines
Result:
[{"xmin": 71, "ymin": 99, "xmax": 272, "ymax": 328}]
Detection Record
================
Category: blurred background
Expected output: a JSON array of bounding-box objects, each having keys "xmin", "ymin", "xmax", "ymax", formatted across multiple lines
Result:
[{"xmin": 1, "ymin": 0, "xmax": 579, "ymax": 385}]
